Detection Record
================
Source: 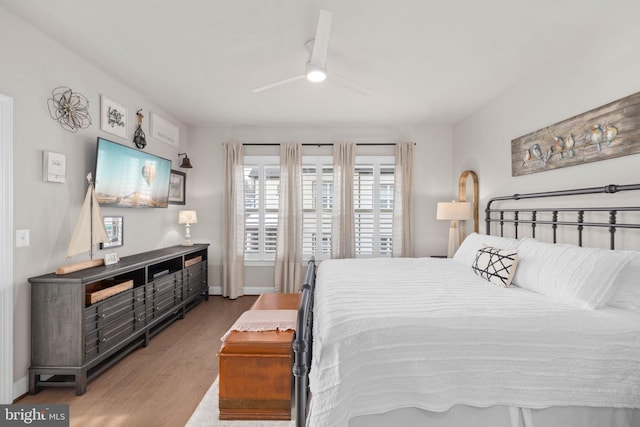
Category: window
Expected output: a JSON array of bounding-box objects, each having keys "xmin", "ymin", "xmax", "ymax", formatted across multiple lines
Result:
[
  {"xmin": 303, "ymin": 156, "xmax": 394, "ymax": 259},
  {"xmin": 302, "ymin": 157, "xmax": 333, "ymax": 258},
  {"xmin": 244, "ymin": 157, "xmax": 279, "ymax": 260},
  {"xmin": 353, "ymin": 159, "xmax": 395, "ymax": 256},
  {"xmin": 244, "ymin": 154, "xmax": 395, "ymax": 262}
]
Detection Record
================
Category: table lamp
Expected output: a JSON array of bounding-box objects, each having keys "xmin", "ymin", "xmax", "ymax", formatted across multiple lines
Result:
[
  {"xmin": 436, "ymin": 201, "xmax": 471, "ymax": 258},
  {"xmin": 178, "ymin": 210, "xmax": 197, "ymax": 246}
]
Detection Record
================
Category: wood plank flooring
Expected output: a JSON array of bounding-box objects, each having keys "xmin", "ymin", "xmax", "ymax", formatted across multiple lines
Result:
[{"xmin": 17, "ymin": 295, "xmax": 257, "ymax": 427}]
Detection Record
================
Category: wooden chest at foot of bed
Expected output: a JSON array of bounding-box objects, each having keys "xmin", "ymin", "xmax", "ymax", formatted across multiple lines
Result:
[
  {"xmin": 218, "ymin": 329, "xmax": 294, "ymax": 420},
  {"xmin": 251, "ymin": 292, "xmax": 301, "ymax": 310}
]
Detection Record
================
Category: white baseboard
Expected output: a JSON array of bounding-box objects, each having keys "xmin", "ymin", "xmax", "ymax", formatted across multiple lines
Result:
[
  {"xmin": 208, "ymin": 286, "xmax": 276, "ymax": 296},
  {"xmin": 13, "ymin": 375, "xmax": 27, "ymax": 401}
]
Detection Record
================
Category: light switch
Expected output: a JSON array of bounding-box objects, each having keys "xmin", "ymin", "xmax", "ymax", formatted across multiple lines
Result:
[{"xmin": 16, "ymin": 229, "xmax": 29, "ymax": 247}]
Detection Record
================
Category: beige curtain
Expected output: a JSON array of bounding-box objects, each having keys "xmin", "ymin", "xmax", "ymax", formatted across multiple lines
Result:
[
  {"xmin": 392, "ymin": 142, "xmax": 414, "ymax": 257},
  {"xmin": 331, "ymin": 143, "xmax": 355, "ymax": 259},
  {"xmin": 275, "ymin": 144, "xmax": 303, "ymax": 292},
  {"xmin": 222, "ymin": 142, "xmax": 245, "ymax": 299}
]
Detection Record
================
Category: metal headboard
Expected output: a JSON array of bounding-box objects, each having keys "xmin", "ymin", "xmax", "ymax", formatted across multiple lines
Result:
[{"xmin": 485, "ymin": 184, "xmax": 640, "ymax": 249}]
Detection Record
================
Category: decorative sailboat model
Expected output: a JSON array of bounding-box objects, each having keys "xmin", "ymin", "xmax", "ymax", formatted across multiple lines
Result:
[{"xmin": 55, "ymin": 173, "xmax": 110, "ymax": 275}]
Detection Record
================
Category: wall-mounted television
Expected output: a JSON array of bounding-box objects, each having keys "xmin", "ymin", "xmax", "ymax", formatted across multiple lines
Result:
[{"xmin": 94, "ymin": 137, "xmax": 171, "ymax": 208}]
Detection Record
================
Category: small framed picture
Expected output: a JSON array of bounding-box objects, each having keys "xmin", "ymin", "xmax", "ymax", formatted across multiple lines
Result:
[
  {"xmin": 168, "ymin": 170, "xmax": 186, "ymax": 205},
  {"xmin": 100, "ymin": 95, "xmax": 127, "ymax": 139},
  {"xmin": 104, "ymin": 253, "xmax": 119, "ymax": 266},
  {"xmin": 101, "ymin": 216, "xmax": 124, "ymax": 249},
  {"xmin": 42, "ymin": 150, "xmax": 66, "ymax": 183}
]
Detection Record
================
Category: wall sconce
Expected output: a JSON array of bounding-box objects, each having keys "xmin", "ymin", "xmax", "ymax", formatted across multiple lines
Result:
[
  {"xmin": 437, "ymin": 201, "xmax": 471, "ymax": 258},
  {"xmin": 178, "ymin": 210, "xmax": 197, "ymax": 246},
  {"xmin": 178, "ymin": 153, "xmax": 193, "ymax": 169}
]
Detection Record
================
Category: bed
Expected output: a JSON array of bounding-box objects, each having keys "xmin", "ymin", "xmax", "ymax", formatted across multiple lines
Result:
[{"xmin": 294, "ymin": 184, "xmax": 640, "ymax": 427}]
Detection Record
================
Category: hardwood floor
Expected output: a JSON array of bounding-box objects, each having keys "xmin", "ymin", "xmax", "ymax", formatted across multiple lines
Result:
[{"xmin": 17, "ymin": 295, "xmax": 258, "ymax": 427}]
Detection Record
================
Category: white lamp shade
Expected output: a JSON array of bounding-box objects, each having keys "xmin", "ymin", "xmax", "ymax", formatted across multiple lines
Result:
[
  {"xmin": 178, "ymin": 210, "xmax": 198, "ymax": 224},
  {"xmin": 436, "ymin": 201, "xmax": 471, "ymax": 221}
]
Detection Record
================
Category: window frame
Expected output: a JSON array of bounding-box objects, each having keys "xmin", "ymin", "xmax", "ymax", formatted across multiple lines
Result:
[
  {"xmin": 302, "ymin": 156, "xmax": 334, "ymax": 261},
  {"xmin": 243, "ymin": 156, "xmax": 280, "ymax": 263},
  {"xmin": 353, "ymin": 156, "xmax": 395, "ymax": 258},
  {"xmin": 243, "ymin": 153, "xmax": 395, "ymax": 264}
]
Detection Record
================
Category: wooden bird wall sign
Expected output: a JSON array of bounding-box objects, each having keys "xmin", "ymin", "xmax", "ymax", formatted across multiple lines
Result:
[{"xmin": 511, "ymin": 91, "xmax": 640, "ymax": 176}]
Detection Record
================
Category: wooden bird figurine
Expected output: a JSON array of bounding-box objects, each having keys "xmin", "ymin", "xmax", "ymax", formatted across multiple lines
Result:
[
  {"xmin": 545, "ymin": 146, "xmax": 553, "ymax": 164},
  {"xmin": 605, "ymin": 125, "xmax": 618, "ymax": 146},
  {"xmin": 591, "ymin": 124, "xmax": 604, "ymax": 152},
  {"xmin": 554, "ymin": 136, "xmax": 565, "ymax": 159},
  {"xmin": 532, "ymin": 143, "xmax": 542, "ymax": 160},
  {"xmin": 566, "ymin": 134, "xmax": 575, "ymax": 158},
  {"xmin": 522, "ymin": 149, "xmax": 531, "ymax": 167}
]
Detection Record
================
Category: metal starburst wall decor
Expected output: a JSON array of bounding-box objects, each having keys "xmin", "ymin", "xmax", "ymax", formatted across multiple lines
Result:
[{"xmin": 47, "ymin": 86, "xmax": 92, "ymax": 132}]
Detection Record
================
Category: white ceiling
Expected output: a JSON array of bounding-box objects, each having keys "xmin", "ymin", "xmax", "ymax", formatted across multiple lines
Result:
[{"xmin": 1, "ymin": 0, "xmax": 636, "ymax": 126}]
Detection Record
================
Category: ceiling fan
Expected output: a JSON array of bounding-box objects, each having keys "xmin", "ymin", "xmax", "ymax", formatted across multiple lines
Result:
[{"xmin": 251, "ymin": 10, "xmax": 372, "ymax": 95}]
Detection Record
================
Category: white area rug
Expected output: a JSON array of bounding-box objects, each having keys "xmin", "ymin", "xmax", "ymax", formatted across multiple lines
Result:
[{"xmin": 186, "ymin": 377, "xmax": 295, "ymax": 427}]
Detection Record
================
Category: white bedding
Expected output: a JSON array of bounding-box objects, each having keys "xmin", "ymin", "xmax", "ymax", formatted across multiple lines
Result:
[{"xmin": 308, "ymin": 257, "xmax": 640, "ymax": 427}]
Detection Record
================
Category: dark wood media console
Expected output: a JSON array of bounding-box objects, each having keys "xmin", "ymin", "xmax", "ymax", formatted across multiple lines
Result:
[{"xmin": 28, "ymin": 244, "xmax": 209, "ymax": 395}]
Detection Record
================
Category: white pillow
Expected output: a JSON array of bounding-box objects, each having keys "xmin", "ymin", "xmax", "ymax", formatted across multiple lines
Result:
[
  {"xmin": 453, "ymin": 232, "xmax": 520, "ymax": 266},
  {"xmin": 513, "ymin": 238, "xmax": 635, "ymax": 309},
  {"xmin": 607, "ymin": 253, "xmax": 640, "ymax": 309},
  {"xmin": 472, "ymin": 246, "xmax": 519, "ymax": 287}
]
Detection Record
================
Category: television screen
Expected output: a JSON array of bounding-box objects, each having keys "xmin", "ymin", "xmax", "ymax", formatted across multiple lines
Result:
[{"xmin": 95, "ymin": 137, "xmax": 171, "ymax": 208}]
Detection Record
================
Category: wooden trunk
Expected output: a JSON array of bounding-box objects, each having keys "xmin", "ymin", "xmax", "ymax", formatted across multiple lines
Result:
[
  {"xmin": 217, "ymin": 293, "xmax": 301, "ymax": 420},
  {"xmin": 218, "ymin": 330, "xmax": 294, "ymax": 420},
  {"xmin": 251, "ymin": 292, "xmax": 301, "ymax": 310}
]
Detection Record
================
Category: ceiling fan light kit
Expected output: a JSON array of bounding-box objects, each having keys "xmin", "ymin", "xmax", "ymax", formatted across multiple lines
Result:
[
  {"xmin": 251, "ymin": 9, "xmax": 371, "ymax": 95},
  {"xmin": 306, "ymin": 62, "xmax": 327, "ymax": 82}
]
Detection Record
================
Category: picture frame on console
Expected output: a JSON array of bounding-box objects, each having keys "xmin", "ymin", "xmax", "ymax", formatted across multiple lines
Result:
[{"xmin": 104, "ymin": 253, "xmax": 119, "ymax": 266}]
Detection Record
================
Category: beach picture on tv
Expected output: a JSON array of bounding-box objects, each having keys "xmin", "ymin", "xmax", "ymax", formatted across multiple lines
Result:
[{"xmin": 94, "ymin": 138, "xmax": 171, "ymax": 208}]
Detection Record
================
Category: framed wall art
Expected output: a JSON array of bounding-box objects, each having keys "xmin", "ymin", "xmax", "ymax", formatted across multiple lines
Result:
[
  {"xmin": 100, "ymin": 95, "xmax": 127, "ymax": 139},
  {"xmin": 101, "ymin": 216, "xmax": 124, "ymax": 249},
  {"xmin": 150, "ymin": 112, "xmax": 179, "ymax": 147},
  {"xmin": 512, "ymin": 91, "xmax": 640, "ymax": 176},
  {"xmin": 168, "ymin": 170, "xmax": 186, "ymax": 205},
  {"xmin": 42, "ymin": 150, "xmax": 66, "ymax": 183}
]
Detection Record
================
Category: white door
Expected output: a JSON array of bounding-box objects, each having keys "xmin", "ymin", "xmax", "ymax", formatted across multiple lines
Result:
[{"xmin": 0, "ymin": 93, "xmax": 14, "ymax": 403}]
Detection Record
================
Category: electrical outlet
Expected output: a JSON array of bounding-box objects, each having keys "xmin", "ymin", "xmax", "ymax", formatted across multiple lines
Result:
[{"xmin": 16, "ymin": 229, "xmax": 29, "ymax": 247}]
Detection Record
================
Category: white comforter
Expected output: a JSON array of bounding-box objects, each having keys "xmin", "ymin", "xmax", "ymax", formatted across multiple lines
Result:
[{"xmin": 308, "ymin": 258, "xmax": 640, "ymax": 427}]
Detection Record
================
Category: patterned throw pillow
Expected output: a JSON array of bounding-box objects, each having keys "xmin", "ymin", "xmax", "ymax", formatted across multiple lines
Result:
[{"xmin": 472, "ymin": 246, "xmax": 519, "ymax": 287}]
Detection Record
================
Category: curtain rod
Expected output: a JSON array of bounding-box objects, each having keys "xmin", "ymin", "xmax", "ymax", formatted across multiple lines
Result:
[{"xmin": 242, "ymin": 142, "xmax": 414, "ymax": 146}]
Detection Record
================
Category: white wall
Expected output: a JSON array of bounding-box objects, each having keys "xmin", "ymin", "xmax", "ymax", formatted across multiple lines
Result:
[
  {"xmin": 452, "ymin": 10, "xmax": 640, "ymax": 240},
  {"xmin": 0, "ymin": 9, "xmax": 192, "ymax": 397},
  {"xmin": 187, "ymin": 123, "xmax": 453, "ymax": 290}
]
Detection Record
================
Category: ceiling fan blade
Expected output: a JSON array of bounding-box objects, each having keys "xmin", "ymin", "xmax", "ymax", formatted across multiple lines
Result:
[
  {"xmin": 251, "ymin": 74, "xmax": 306, "ymax": 93},
  {"xmin": 332, "ymin": 73, "xmax": 373, "ymax": 96},
  {"xmin": 310, "ymin": 10, "xmax": 332, "ymax": 68}
]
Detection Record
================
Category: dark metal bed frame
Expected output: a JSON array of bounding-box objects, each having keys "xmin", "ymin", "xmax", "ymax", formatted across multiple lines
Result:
[
  {"xmin": 293, "ymin": 183, "xmax": 640, "ymax": 427},
  {"xmin": 294, "ymin": 258, "xmax": 316, "ymax": 426},
  {"xmin": 486, "ymin": 183, "xmax": 640, "ymax": 248}
]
